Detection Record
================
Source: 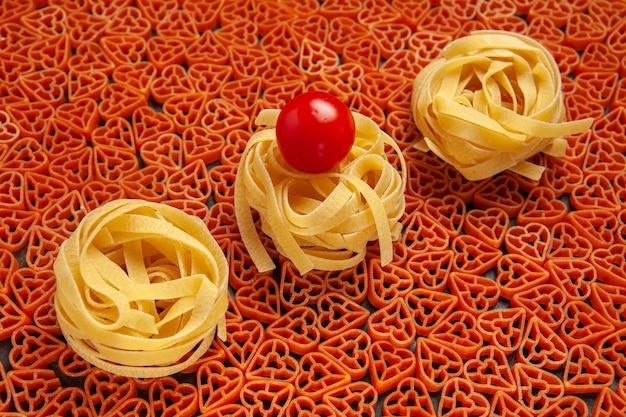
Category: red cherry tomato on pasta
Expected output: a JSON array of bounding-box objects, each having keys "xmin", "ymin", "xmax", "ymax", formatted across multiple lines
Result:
[{"xmin": 276, "ymin": 91, "xmax": 355, "ymax": 174}]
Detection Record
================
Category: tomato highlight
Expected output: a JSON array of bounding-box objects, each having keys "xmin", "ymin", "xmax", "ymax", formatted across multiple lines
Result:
[{"xmin": 276, "ymin": 91, "xmax": 355, "ymax": 174}]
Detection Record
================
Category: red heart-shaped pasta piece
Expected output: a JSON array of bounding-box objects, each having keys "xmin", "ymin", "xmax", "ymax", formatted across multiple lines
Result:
[
  {"xmin": 9, "ymin": 325, "xmax": 65, "ymax": 370},
  {"xmin": 451, "ymin": 234, "xmax": 503, "ymax": 275},
  {"xmin": 25, "ymin": 226, "xmax": 66, "ymax": 270},
  {"xmin": 196, "ymin": 360, "xmax": 244, "ymax": 412},
  {"xmin": 560, "ymin": 300, "xmax": 615, "ymax": 347},
  {"xmin": 8, "ymin": 267, "xmax": 56, "ymax": 318},
  {"xmin": 151, "ymin": 64, "xmax": 195, "ymax": 103},
  {"xmin": 564, "ymin": 12, "xmax": 608, "ymax": 50},
  {"xmin": 294, "ymin": 351, "xmax": 350, "ymax": 402},
  {"xmin": 267, "ymin": 305, "xmax": 320, "ymax": 355},
  {"xmin": 319, "ymin": 328, "xmax": 371, "ymax": 380},
  {"xmin": 68, "ymin": 69, "xmax": 108, "ymax": 102},
  {"xmin": 285, "ymin": 395, "xmax": 336, "ymax": 417},
  {"xmin": 512, "ymin": 284, "xmax": 567, "ymax": 331},
  {"xmin": 0, "ymin": 208, "xmax": 40, "ymax": 253},
  {"xmin": 316, "ymin": 292, "xmax": 369, "ymax": 340},
  {"xmin": 405, "ymin": 287, "xmax": 457, "ymax": 336},
  {"xmin": 489, "ymin": 390, "xmax": 535, "ymax": 417},
  {"xmin": 548, "ymin": 221, "xmax": 593, "ymax": 260},
  {"xmin": 139, "ymin": 132, "xmax": 183, "ymax": 173},
  {"xmin": 216, "ymin": 319, "xmax": 265, "ymax": 372},
  {"xmin": 367, "ymin": 258, "xmax": 415, "ymax": 309},
  {"xmin": 240, "ymin": 379, "xmax": 294, "ymax": 416},
  {"xmin": 505, "ymin": 222, "xmax": 553, "ymax": 264},
  {"xmin": 324, "ymin": 258, "xmax": 368, "ymax": 304},
  {"xmin": 570, "ymin": 173, "xmax": 621, "ymax": 213},
  {"xmin": 430, "ymin": 310, "xmax": 484, "ymax": 360},
  {"xmin": 513, "ymin": 363, "xmax": 565, "ymax": 414},
  {"xmin": 367, "ymin": 297, "xmax": 416, "ymax": 350},
  {"xmin": 99, "ymin": 83, "xmax": 147, "ymax": 121},
  {"xmin": 590, "ymin": 244, "xmax": 626, "ymax": 287},
  {"xmin": 438, "ymin": 377, "xmax": 490, "ymax": 417},
  {"xmin": 463, "ymin": 207, "xmax": 509, "ymax": 249},
  {"xmin": 208, "ymin": 164, "xmax": 237, "ymax": 204},
  {"xmin": 56, "ymin": 97, "xmax": 101, "ymax": 138},
  {"xmin": 235, "ymin": 275, "xmax": 281, "ymax": 325},
  {"xmin": 405, "ymin": 250, "xmax": 453, "ymax": 291},
  {"xmin": 2, "ymin": 137, "xmax": 48, "ymax": 175},
  {"xmin": 463, "ymin": 345, "xmax": 516, "ymax": 395},
  {"xmin": 517, "ymin": 186, "xmax": 568, "ymax": 228},
  {"xmin": 100, "ymin": 33, "xmax": 148, "ymax": 66},
  {"xmin": 589, "ymin": 282, "xmax": 626, "ymax": 329},
  {"xmin": 148, "ymin": 376, "xmax": 198, "ymax": 417},
  {"xmin": 162, "ymin": 92, "xmax": 207, "ymax": 134},
  {"xmin": 368, "ymin": 340, "xmax": 416, "ymax": 394},
  {"xmin": 58, "ymin": 348, "xmax": 93, "ymax": 378},
  {"xmin": 119, "ymin": 165, "xmax": 169, "ymax": 203},
  {"xmin": 147, "ymin": 36, "xmax": 186, "ymax": 72},
  {"xmin": 7, "ymin": 368, "xmax": 62, "ymax": 415},
  {"xmin": 402, "ymin": 211, "xmax": 450, "ymax": 256},
  {"xmin": 182, "ymin": 125, "xmax": 225, "ymax": 166},
  {"xmin": 422, "ymin": 194, "xmax": 466, "ymax": 238},
  {"xmin": 517, "ymin": 316, "xmax": 568, "ymax": 370},
  {"xmin": 477, "ymin": 307, "xmax": 526, "ymax": 355},
  {"xmin": 323, "ymin": 380, "xmax": 378, "ymax": 417},
  {"xmin": 279, "ymin": 260, "xmax": 326, "ymax": 309},
  {"xmin": 564, "ymin": 343, "xmax": 615, "ymax": 395},
  {"xmin": 473, "ymin": 173, "xmax": 525, "ymax": 218},
  {"xmin": 496, "ymin": 253, "xmax": 550, "ymax": 300},
  {"xmin": 85, "ymin": 369, "xmax": 137, "ymax": 416},
  {"xmin": 112, "ymin": 61, "xmax": 157, "ymax": 99},
  {"xmin": 415, "ymin": 337, "xmax": 464, "ymax": 392},
  {"xmin": 583, "ymin": 138, "xmax": 626, "ymax": 180},
  {"xmin": 0, "ymin": 171, "xmax": 25, "ymax": 210},
  {"xmin": 5, "ymin": 101, "xmax": 53, "ymax": 141},
  {"xmin": 382, "ymin": 376, "xmax": 435, "ymax": 417},
  {"xmin": 448, "ymin": 271, "xmax": 500, "ymax": 315}
]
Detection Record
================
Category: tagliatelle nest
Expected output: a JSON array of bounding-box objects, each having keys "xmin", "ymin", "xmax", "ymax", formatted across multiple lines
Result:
[
  {"xmin": 411, "ymin": 30, "xmax": 593, "ymax": 181},
  {"xmin": 235, "ymin": 110, "xmax": 407, "ymax": 275},
  {"xmin": 54, "ymin": 199, "xmax": 229, "ymax": 378}
]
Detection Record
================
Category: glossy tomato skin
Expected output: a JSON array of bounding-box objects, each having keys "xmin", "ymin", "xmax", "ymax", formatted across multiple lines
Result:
[{"xmin": 275, "ymin": 92, "xmax": 355, "ymax": 174}]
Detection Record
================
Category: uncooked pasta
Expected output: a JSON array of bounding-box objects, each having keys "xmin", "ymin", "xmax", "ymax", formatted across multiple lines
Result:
[{"xmin": 235, "ymin": 110, "xmax": 406, "ymax": 275}]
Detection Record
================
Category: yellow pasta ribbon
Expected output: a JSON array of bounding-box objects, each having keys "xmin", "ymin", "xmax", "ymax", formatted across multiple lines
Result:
[
  {"xmin": 54, "ymin": 199, "xmax": 229, "ymax": 378},
  {"xmin": 411, "ymin": 30, "xmax": 594, "ymax": 181},
  {"xmin": 235, "ymin": 110, "xmax": 406, "ymax": 275}
]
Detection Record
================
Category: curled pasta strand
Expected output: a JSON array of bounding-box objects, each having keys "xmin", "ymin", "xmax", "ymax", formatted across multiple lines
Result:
[
  {"xmin": 54, "ymin": 199, "xmax": 229, "ymax": 378},
  {"xmin": 411, "ymin": 30, "xmax": 594, "ymax": 181},
  {"xmin": 235, "ymin": 110, "xmax": 406, "ymax": 275}
]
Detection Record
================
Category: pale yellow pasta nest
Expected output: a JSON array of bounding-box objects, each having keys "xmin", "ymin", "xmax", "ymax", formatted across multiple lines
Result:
[
  {"xmin": 235, "ymin": 110, "xmax": 407, "ymax": 275},
  {"xmin": 411, "ymin": 30, "xmax": 593, "ymax": 181},
  {"xmin": 54, "ymin": 199, "xmax": 228, "ymax": 378}
]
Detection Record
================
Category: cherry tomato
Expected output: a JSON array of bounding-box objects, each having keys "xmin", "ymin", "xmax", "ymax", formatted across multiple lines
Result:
[{"xmin": 276, "ymin": 91, "xmax": 355, "ymax": 174}]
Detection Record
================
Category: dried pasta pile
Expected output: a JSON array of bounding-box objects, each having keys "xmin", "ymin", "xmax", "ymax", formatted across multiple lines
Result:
[
  {"xmin": 53, "ymin": 199, "xmax": 229, "ymax": 378},
  {"xmin": 235, "ymin": 110, "xmax": 406, "ymax": 275},
  {"xmin": 411, "ymin": 30, "xmax": 594, "ymax": 181}
]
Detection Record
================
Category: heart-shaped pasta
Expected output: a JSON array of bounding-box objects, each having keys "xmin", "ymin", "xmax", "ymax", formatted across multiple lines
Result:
[
  {"xmin": 235, "ymin": 110, "xmax": 406, "ymax": 275},
  {"xmin": 54, "ymin": 199, "xmax": 228, "ymax": 378},
  {"xmin": 411, "ymin": 30, "xmax": 593, "ymax": 181}
]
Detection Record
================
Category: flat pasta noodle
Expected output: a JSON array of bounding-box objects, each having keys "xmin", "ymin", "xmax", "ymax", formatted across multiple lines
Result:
[
  {"xmin": 54, "ymin": 199, "xmax": 229, "ymax": 378},
  {"xmin": 410, "ymin": 30, "xmax": 594, "ymax": 181},
  {"xmin": 235, "ymin": 110, "xmax": 407, "ymax": 275}
]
